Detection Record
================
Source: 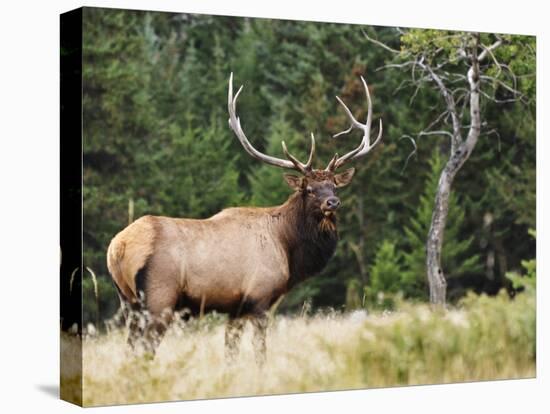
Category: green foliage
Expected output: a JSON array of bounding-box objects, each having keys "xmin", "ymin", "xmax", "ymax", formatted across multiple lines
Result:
[
  {"xmin": 351, "ymin": 289, "xmax": 535, "ymax": 387},
  {"xmin": 152, "ymin": 120, "xmax": 242, "ymax": 218},
  {"xmin": 489, "ymin": 35, "xmax": 537, "ymax": 100},
  {"xmin": 82, "ymin": 271, "xmax": 119, "ymax": 328},
  {"xmin": 248, "ymin": 116, "xmax": 304, "ymax": 206},
  {"xmin": 507, "ymin": 259, "xmax": 536, "ymax": 292},
  {"xmin": 370, "ymin": 240, "xmax": 403, "ymax": 293},
  {"xmin": 506, "ymin": 230, "xmax": 536, "ymax": 293},
  {"xmin": 79, "ymin": 9, "xmax": 535, "ymax": 325},
  {"xmin": 400, "ymin": 29, "xmax": 472, "ymax": 63},
  {"xmin": 402, "ymin": 149, "xmax": 482, "ymax": 299},
  {"xmin": 363, "ymin": 239, "xmax": 404, "ymax": 309}
]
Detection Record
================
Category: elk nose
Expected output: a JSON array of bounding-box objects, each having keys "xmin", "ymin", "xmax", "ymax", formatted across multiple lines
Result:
[{"xmin": 326, "ymin": 196, "xmax": 341, "ymax": 210}]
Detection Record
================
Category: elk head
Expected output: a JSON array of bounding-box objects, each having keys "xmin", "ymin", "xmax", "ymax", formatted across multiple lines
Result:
[{"xmin": 228, "ymin": 73, "xmax": 383, "ymax": 227}]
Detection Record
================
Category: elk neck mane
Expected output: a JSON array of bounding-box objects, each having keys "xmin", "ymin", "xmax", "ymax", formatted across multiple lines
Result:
[{"xmin": 273, "ymin": 191, "xmax": 339, "ymax": 287}]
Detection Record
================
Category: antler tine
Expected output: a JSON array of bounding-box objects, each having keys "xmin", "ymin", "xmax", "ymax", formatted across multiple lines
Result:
[
  {"xmin": 327, "ymin": 75, "xmax": 383, "ymax": 171},
  {"xmin": 281, "ymin": 133, "xmax": 316, "ymax": 174},
  {"xmin": 228, "ymin": 73, "xmax": 319, "ymax": 173},
  {"xmin": 228, "ymin": 73, "xmax": 300, "ymax": 171},
  {"xmin": 305, "ymin": 133, "xmax": 316, "ymax": 170},
  {"xmin": 325, "ymin": 152, "xmax": 339, "ymax": 172}
]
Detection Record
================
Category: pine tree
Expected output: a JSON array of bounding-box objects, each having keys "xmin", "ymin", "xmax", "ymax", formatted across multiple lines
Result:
[
  {"xmin": 369, "ymin": 239, "xmax": 404, "ymax": 293},
  {"xmin": 360, "ymin": 239, "xmax": 404, "ymax": 309}
]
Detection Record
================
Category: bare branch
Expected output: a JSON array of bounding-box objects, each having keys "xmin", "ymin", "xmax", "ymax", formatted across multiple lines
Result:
[
  {"xmin": 417, "ymin": 60, "xmax": 462, "ymax": 149},
  {"xmin": 418, "ymin": 130, "xmax": 454, "ymax": 139},
  {"xmin": 409, "ymin": 81, "xmax": 423, "ymax": 105},
  {"xmin": 480, "ymin": 43, "xmax": 502, "ymax": 78},
  {"xmin": 400, "ymin": 127, "xmax": 456, "ymax": 175},
  {"xmin": 375, "ymin": 61, "xmax": 415, "ymax": 72},
  {"xmin": 445, "ymin": 73, "xmax": 468, "ymax": 85},
  {"xmin": 392, "ymin": 79, "xmax": 414, "ymax": 96},
  {"xmin": 499, "ymin": 64, "xmax": 519, "ymax": 93},
  {"xmin": 480, "ymin": 75, "xmax": 522, "ymax": 97},
  {"xmin": 425, "ymin": 110, "xmax": 451, "ymax": 132},
  {"xmin": 483, "ymin": 128, "xmax": 502, "ymax": 152},
  {"xmin": 479, "ymin": 89, "xmax": 521, "ymax": 104},
  {"xmin": 478, "ymin": 38, "xmax": 503, "ymax": 62},
  {"xmin": 362, "ymin": 29, "xmax": 400, "ymax": 54},
  {"xmin": 398, "ymin": 134, "xmax": 417, "ymax": 174},
  {"xmin": 411, "ymin": 56, "xmax": 423, "ymax": 84}
]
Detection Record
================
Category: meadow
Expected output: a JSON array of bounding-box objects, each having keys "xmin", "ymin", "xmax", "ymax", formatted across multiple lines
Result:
[{"xmin": 61, "ymin": 288, "xmax": 535, "ymax": 407}]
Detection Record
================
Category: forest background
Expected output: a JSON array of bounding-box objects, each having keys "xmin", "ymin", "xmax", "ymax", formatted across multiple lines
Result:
[{"xmin": 79, "ymin": 8, "xmax": 536, "ymax": 326}]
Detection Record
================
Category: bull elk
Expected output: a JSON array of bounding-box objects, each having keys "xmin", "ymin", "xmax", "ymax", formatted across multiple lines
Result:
[{"xmin": 107, "ymin": 73, "xmax": 383, "ymax": 362}]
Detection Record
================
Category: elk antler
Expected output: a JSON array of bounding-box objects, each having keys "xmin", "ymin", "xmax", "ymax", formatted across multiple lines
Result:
[
  {"xmin": 326, "ymin": 76, "xmax": 383, "ymax": 171},
  {"xmin": 228, "ymin": 73, "xmax": 316, "ymax": 174}
]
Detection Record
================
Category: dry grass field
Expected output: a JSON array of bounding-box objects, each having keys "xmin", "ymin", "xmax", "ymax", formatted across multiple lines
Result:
[{"xmin": 61, "ymin": 289, "xmax": 535, "ymax": 407}]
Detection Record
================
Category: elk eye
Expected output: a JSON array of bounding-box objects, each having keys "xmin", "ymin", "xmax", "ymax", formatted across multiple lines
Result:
[{"xmin": 306, "ymin": 186, "xmax": 314, "ymax": 195}]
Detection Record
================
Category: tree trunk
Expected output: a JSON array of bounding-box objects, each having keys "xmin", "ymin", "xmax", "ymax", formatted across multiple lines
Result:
[
  {"xmin": 426, "ymin": 138, "xmax": 479, "ymax": 305},
  {"xmin": 425, "ymin": 35, "xmax": 483, "ymax": 306},
  {"xmin": 426, "ymin": 162, "xmax": 457, "ymax": 305}
]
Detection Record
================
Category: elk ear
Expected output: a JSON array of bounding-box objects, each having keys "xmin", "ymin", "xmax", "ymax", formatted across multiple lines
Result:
[
  {"xmin": 334, "ymin": 168, "xmax": 355, "ymax": 188},
  {"xmin": 283, "ymin": 174, "xmax": 304, "ymax": 191}
]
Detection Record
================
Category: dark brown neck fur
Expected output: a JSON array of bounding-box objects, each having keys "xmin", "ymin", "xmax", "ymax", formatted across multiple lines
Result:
[{"xmin": 273, "ymin": 192, "xmax": 338, "ymax": 288}]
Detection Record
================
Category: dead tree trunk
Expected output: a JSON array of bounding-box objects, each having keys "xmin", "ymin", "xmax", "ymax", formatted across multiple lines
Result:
[
  {"xmin": 426, "ymin": 145, "xmax": 472, "ymax": 304},
  {"xmin": 426, "ymin": 168, "xmax": 452, "ymax": 304},
  {"xmin": 364, "ymin": 30, "xmax": 517, "ymax": 305},
  {"xmin": 423, "ymin": 34, "xmax": 500, "ymax": 305}
]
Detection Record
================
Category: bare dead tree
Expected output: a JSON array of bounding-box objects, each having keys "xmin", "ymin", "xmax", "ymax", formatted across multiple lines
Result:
[{"xmin": 365, "ymin": 30, "xmax": 528, "ymax": 305}]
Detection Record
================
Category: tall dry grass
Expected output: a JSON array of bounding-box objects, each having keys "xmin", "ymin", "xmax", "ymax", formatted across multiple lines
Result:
[{"xmin": 71, "ymin": 290, "xmax": 534, "ymax": 407}]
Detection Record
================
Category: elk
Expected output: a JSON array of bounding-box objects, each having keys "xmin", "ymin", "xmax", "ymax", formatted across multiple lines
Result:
[{"xmin": 107, "ymin": 73, "xmax": 382, "ymax": 362}]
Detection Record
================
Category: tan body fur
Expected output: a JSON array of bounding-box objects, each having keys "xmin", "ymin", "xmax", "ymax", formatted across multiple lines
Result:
[{"xmin": 108, "ymin": 206, "xmax": 292, "ymax": 318}]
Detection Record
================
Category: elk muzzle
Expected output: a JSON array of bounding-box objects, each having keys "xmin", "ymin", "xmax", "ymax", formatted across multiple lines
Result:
[{"xmin": 321, "ymin": 196, "xmax": 341, "ymax": 216}]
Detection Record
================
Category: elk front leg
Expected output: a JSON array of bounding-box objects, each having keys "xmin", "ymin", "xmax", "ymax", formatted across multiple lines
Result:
[
  {"xmin": 225, "ymin": 317, "xmax": 246, "ymax": 362},
  {"xmin": 251, "ymin": 313, "xmax": 268, "ymax": 366}
]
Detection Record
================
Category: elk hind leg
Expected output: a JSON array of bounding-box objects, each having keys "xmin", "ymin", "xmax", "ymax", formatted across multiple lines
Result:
[
  {"xmin": 225, "ymin": 318, "xmax": 246, "ymax": 362},
  {"xmin": 113, "ymin": 285, "xmax": 143, "ymax": 350},
  {"xmin": 142, "ymin": 308, "xmax": 174, "ymax": 356},
  {"xmin": 141, "ymin": 288, "xmax": 179, "ymax": 356},
  {"xmin": 140, "ymin": 253, "xmax": 180, "ymax": 356},
  {"xmin": 126, "ymin": 303, "xmax": 145, "ymax": 350}
]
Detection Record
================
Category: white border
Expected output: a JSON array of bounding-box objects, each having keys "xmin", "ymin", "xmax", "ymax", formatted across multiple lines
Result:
[{"xmin": 0, "ymin": 1, "xmax": 546, "ymax": 413}]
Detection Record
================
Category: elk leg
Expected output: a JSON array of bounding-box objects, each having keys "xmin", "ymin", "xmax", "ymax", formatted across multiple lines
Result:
[
  {"xmin": 143, "ymin": 308, "xmax": 173, "ymax": 356},
  {"xmin": 141, "ymin": 295, "xmax": 177, "ymax": 356},
  {"xmin": 112, "ymin": 285, "xmax": 142, "ymax": 348},
  {"xmin": 140, "ymin": 257, "xmax": 180, "ymax": 355},
  {"xmin": 126, "ymin": 303, "xmax": 144, "ymax": 350},
  {"xmin": 251, "ymin": 313, "xmax": 268, "ymax": 366},
  {"xmin": 113, "ymin": 286, "xmax": 131, "ymax": 327},
  {"xmin": 224, "ymin": 317, "xmax": 246, "ymax": 362}
]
